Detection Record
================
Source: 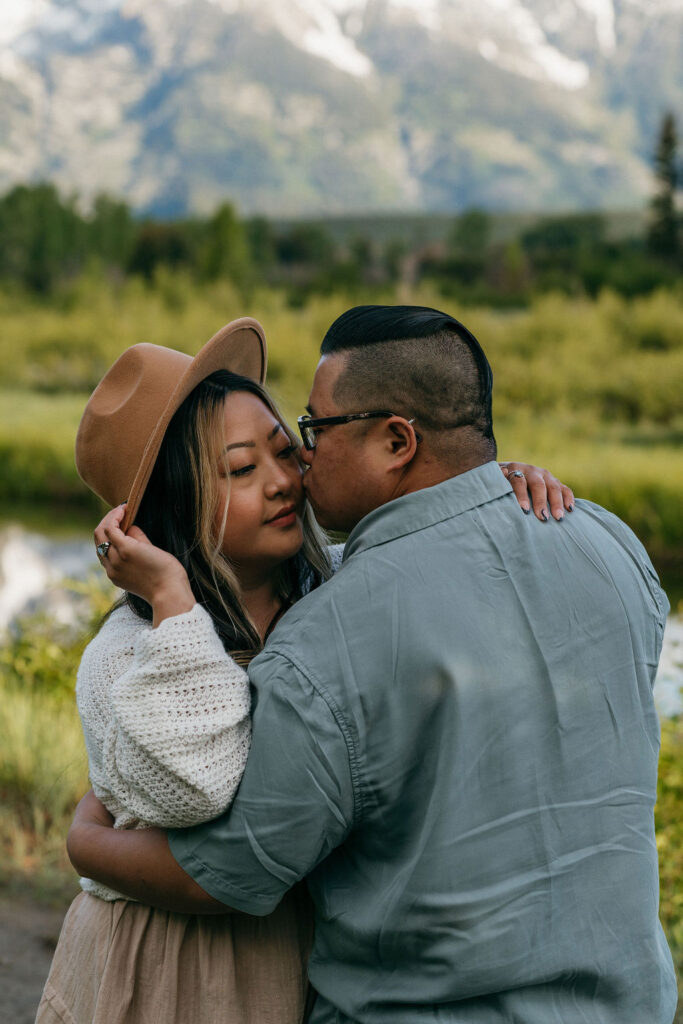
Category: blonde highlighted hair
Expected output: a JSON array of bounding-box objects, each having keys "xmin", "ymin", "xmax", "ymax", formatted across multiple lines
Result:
[{"xmin": 124, "ymin": 371, "xmax": 331, "ymax": 659}]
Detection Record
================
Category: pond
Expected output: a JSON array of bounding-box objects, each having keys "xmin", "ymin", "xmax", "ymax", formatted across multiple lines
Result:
[{"xmin": 1, "ymin": 523, "xmax": 681, "ymax": 717}]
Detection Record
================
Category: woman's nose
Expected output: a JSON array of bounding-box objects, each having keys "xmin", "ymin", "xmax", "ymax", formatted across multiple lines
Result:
[{"xmin": 265, "ymin": 462, "xmax": 297, "ymax": 498}]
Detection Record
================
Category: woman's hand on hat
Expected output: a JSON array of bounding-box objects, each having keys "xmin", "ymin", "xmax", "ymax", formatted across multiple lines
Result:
[{"xmin": 94, "ymin": 506, "xmax": 196, "ymax": 627}]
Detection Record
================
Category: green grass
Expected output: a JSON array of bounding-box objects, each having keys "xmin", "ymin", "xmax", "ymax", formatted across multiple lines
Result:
[
  {"xmin": 0, "ymin": 585, "xmax": 113, "ymax": 900},
  {"xmin": 0, "ymin": 390, "xmax": 96, "ymax": 505},
  {"xmin": 0, "ymin": 684, "xmax": 88, "ymax": 901},
  {"xmin": 657, "ymin": 718, "xmax": 683, "ymax": 1013},
  {"xmin": 0, "ymin": 281, "xmax": 680, "ymax": 572}
]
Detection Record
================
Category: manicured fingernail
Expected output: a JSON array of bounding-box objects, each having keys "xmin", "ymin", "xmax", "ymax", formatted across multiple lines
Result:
[
  {"xmin": 522, "ymin": 505, "xmax": 530, "ymax": 514},
  {"xmin": 568, "ymin": 503, "xmax": 574, "ymax": 512},
  {"xmin": 555, "ymin": 511, "xmax": 564, "ymax": 520},
  {"xmin": 540, "ymin": 509, "xmax": 549, "ymax": 521}
]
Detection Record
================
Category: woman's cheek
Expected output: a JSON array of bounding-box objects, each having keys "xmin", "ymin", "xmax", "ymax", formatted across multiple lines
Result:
[
  {"xmin": 226, "ymin": 492, "xmax": 260, "ymax": 542},
  {"xmin": 212, "ymin": 480, "xmax": 230, "ymax": 543},
  {"xmin": 291, "ymin": 462, "xmax": 305, "ymax": 496}
]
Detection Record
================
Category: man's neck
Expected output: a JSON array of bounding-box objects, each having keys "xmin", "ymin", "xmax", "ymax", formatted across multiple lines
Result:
[{"xmin": 391, "ymin": 452, "xmax": 492, "ymax": 502}]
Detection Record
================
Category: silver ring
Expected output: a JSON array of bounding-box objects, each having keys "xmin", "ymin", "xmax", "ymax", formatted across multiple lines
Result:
[
  {"xmin": 508, "ymin": 470, "xmax": 525, "ymax": 479},
  {"xmin": 96, "ymin": 541, "xmax": 111, "ymax": 558}
]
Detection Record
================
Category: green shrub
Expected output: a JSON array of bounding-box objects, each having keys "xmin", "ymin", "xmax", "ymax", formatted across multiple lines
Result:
[
  {"xmin": 0, "ymin": 281, "xmax": 680, "ymax": 561},
  {"xmin": 0, "ymin": 581, "xmax": 113, "ymax": 714},
  {"xmin": 0, "ymin": 582, "xmax": 114, "ymax": 896},
  {"xmin": 657, "ymin": 717, "xmax": 683, "ymax": 1009},
  {"xmin": 0, "ymin": 391, "xmax": 97, "ymax": 504}
]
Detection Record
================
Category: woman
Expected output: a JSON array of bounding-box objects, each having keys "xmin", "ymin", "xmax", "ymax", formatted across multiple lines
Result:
[{"xmin": 38, "ymin": 318, "xmax": 572, "ymax": 1024}]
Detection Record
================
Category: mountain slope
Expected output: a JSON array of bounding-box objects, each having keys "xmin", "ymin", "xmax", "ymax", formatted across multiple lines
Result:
[{"xmin": 0, "ymin": 0, "xmax": 680, "ymax": 214}]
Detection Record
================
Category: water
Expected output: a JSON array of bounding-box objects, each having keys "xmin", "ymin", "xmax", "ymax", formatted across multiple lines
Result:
[
  {"xmin": 0, "ymin": 524, "xmax": 99, "ymax": 631},
  {"xmin": 654, "ymin": 615, "xmax": 683, "ymax": 718},
  {"xmin": 0, "ymin": 524, "xmax": 681, "ymax": 715}
]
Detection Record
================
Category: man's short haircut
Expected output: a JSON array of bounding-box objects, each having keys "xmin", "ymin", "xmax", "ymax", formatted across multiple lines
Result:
[{"xmin": 320, "ymin": 305, "xmax": 496, "ymax": 458}]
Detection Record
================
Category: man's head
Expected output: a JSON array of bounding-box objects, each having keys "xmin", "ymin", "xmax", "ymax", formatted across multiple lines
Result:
[{"xmin": 300, "ymin": 304, "xmax": 497, "ymax": 532}]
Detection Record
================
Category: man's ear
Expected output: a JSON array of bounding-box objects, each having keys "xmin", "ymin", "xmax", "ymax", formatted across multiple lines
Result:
[{"xmin": 385, "ymin": 417, "xmax": 419, "ymax": 468}]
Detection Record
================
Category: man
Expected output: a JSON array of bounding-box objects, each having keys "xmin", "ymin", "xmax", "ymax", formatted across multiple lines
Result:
[{"xmin": 69, "ymin": 305, "xmax": 676, "ymax": 1022}]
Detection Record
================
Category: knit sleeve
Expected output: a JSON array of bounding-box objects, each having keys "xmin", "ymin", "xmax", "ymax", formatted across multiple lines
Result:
[
  {"xmin": 91, "ymin": 604, "xmax": 251, "ymax": 829},
  {"xmin": 327, "ymin": 543, "xmax": 345, "ymax": 575}
]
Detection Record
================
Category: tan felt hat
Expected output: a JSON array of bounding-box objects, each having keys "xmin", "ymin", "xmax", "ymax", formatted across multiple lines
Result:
[{"xmin": 75, "ymin": 317, "xmax": 267, "ymax": 533}]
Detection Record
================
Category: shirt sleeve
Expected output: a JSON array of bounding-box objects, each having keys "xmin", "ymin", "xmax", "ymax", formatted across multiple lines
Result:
[
  {"xmin": 577, "ymin": 499, "xmax": 670, "ymax": 684},
  {"xmin": 88, "ymin": 604, "xmax": 252, "ymax": 828},
  {"xmin": 168, "ymin": 647, "xmax": 356, "ymax": 915}
]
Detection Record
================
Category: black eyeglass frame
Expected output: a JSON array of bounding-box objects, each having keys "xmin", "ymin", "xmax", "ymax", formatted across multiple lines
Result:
[{"xmin": 298, "ymin": 410, "xmax": 399, "ymax": 450}]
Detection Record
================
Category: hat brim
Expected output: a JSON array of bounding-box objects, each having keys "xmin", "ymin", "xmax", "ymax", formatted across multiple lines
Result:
[{"xmin": 120, "ymin": 317, "xmax": 267, "ymax": 533}]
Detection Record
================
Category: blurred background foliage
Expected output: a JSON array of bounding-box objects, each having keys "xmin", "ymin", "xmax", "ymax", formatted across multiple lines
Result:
[
  {"xmin": 0, "ymin": 283, "xmax": 679, "ymax": 582},
  {"xmin": 0, "ymin": 581, "xmax": 112, "ymax": 899},
  {"xmin": 0, "ymin": 114, "xmax": 677, "ymax": 306}
]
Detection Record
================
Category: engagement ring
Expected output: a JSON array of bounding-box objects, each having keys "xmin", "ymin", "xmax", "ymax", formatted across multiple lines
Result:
[{"xmin": 96, "ymin": 541, "xmax": 111, "ymax": 557}]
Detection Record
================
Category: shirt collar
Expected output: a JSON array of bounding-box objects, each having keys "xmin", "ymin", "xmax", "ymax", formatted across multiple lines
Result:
[{"xmin": 342, "ymin": 461, "xmax": 513, "ymax": 561}]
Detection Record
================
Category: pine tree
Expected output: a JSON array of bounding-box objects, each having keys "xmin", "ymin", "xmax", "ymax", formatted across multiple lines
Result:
[
  {"xmin": 647, "ymin": 112, "xmax": 680, "ymax": 264},
  {"xmin": 200, "ymin": 202, "xmax": 251, "ymax": 286}
]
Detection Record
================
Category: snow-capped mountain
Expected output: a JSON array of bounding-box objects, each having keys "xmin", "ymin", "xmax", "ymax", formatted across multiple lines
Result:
[{"xmin": 0, "ymin": 0, "xmax": 681, "ymax": 214}]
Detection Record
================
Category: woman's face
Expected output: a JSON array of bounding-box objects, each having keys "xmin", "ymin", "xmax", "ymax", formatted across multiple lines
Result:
[{"xmin": 215, "ymin": 391, "xmax": 305, "ymax": 580}]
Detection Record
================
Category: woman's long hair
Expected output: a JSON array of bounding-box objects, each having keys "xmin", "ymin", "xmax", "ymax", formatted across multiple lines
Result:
[{"xmin": 122, "ymin": 370, "xmax": 331, "ymax": 659}]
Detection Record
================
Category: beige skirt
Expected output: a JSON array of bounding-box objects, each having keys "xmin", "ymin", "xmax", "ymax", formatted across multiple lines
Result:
[{"xmin": 36, "ymin": 887, "xmax": 314, "ymax": 1024}]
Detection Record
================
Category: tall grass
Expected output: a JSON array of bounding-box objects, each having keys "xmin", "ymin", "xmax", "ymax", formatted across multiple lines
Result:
[
  {"xmin": 659, "ymin": 718, "xmax": 683, "ymax": 987},
  {"xmin": 0, "ymin": 279, "xmax": 680, "ymax": 567},
  {"xmin": 0, "ymin": 584, "xmax": 113, "ymax": 899},
  {"xmin": 0, "ymin": 684, "xmax": 88, "ymax": 899}
]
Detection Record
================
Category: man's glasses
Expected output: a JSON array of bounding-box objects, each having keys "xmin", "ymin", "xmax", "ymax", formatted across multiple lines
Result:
[{"xmin": 298, "ymin": 411, "xmax": 397, "ymax": 451}]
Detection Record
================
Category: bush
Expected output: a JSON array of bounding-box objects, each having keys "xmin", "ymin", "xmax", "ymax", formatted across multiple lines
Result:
[
  {"xmin": 0, "ymin": 582, "xmax": 113, "ymax": 897},
  {"xmin": 0, "ymin": 282, "xmax": 680, "ymax": 562},
  {"xmin": 657, "ymin": 717, "xmax": 683, "ymax": 1009}
]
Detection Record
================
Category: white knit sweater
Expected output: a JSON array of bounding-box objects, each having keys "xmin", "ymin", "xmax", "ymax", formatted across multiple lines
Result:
[{"xmin": 77, "ymin": 546, "xmax": 344, "ymax": 901}]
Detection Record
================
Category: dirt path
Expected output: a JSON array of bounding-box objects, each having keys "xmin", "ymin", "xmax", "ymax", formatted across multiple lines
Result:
[{"xmin": 0, "ymin": 897, "xmax": 68, "ymax": 1024}]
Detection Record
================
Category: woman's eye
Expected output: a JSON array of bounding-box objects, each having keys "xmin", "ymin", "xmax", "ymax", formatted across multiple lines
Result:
[
  {"xmin": 278, "ymin": 445, "xmax": 297, "ymax": 459},
  {"xmin": 231, "ymin": 464, "xmax": 255, "ymax": 477}
]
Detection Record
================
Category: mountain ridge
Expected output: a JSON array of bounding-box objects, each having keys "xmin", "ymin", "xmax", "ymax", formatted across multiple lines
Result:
[{"xmin": 0, "ymin": 0, "xmax": 680, "ymax": 215}]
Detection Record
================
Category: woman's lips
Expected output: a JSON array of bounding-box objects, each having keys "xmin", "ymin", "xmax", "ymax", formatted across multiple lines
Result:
[{"xmin": 266, "ymin": 506, "xmax": 297, "ymax": 527}]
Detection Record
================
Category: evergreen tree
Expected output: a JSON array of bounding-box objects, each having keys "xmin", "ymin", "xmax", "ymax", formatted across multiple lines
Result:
[
  {"xmin": 127, "ymin": 221, "xmax": 194, "ymax": 280},
  {"xmin": 449, "ymin": 209, "xmax": 491, "ymax": 258},
  {"xmin": 0, "ymin": 184, "xmax": 86, "ymax": 291},
  {"xmin": 443, "ymin": 209, "xmax": 491, "ymax": 287},
  {"xmin": 275, "ymin": 223, "xmax": 335, "ymax": 267},
  {"xmin": 647, "ymin": 112, "xmax": 680, "ymax": 263},
  {"xmin": 245, "ymin": 216, "xmax": 276, "ymax": 271},
  {"xmin": 89, "ymin": 194, "xmax": 135, "ymax": 269},
  {"xmin": 200, "ymin": 202, "xmax": 251, "ymax": 286}
]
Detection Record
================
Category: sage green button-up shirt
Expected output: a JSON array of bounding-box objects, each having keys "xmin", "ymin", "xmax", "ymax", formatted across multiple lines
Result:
[{"xmin": 169, "ymin": 461, "xmax": 676, "ymax": 1023}]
